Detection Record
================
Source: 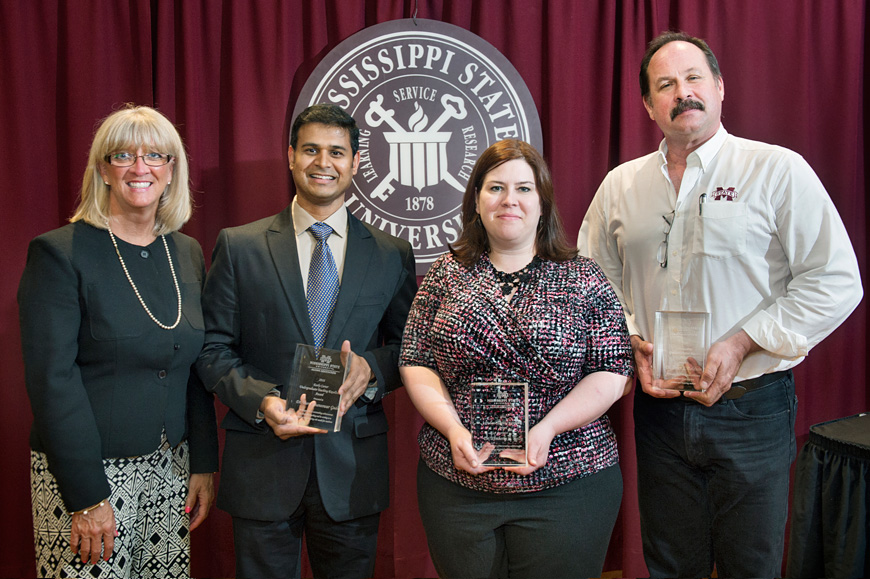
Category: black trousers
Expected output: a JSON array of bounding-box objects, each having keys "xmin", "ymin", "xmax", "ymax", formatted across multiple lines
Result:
[
  {"xmin": 232, "ymin": 461, "xmax": 380, "ymax": 579},
  {"xmin": 417, "ymin": 460, "xmax": 622, "ymax": 579}
]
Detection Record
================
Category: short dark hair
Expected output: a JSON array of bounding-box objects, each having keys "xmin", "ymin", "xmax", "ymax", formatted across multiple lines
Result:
[
  {"xmin": 450, "ymin": 139, "xmax": 577, "ymax": 268},
  {"xmin": 290, "ymin": 103, "xmax": 360, "ymax": 156},
  {"xmin": 639, "ymin": 31, "xmax": 721, "ymax": 100}
]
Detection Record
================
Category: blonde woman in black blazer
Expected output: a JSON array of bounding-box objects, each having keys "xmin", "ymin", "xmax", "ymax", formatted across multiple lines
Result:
[{"xmin": 18, "ymin": 105, "xmax": 218, "ymax": 578}]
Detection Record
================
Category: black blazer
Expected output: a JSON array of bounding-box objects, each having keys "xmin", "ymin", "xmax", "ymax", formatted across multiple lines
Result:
[
  {"xmin": 18, "ymin": 222, "xmax": 219, "ymax": 512},
  {"xmin": 196, "ymin": 206, "xmax": 416, "ymax": 522}
]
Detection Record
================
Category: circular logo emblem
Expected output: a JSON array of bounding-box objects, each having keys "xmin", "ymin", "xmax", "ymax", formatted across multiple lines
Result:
[{"xmin": 294, "ymin": 19, "xmax": 542, "ymax": 274}]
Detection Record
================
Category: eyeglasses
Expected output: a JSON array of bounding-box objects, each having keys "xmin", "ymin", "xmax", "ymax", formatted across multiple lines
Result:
[
  {"xmin": 104, "ymin": 152, "xmax": 173, "ymax": 167},
  {"xmin": 657, "ymin": 210, "xmax": 675, "ymax": 268}
]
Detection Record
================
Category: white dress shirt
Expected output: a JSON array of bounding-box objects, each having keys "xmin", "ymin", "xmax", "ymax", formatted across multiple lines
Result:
[
  {"xmin": 291, "ymin": 197, "xmax": 378, "ymax": 401},
  {"xmin": 291, "ymin": 197, "xmax": 349, "ymax": 290},
  {"xmin": 579, "ymin": 126, "xmax": 862, "ymax": 381}
]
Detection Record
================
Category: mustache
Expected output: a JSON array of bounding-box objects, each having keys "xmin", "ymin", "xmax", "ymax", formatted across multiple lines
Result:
[{"xmin": 670, "ymin": 99, "xmax": 705, "ymax": 120}]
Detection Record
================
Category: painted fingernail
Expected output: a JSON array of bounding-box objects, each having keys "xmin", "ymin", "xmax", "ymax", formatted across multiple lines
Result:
[
  {"xmin": 115, "ymin": 530, "xmax": 119, "ymax": 537},
  {"xmin": 185, "ymin": 506, "xmax": 191, "ymax": 513}
]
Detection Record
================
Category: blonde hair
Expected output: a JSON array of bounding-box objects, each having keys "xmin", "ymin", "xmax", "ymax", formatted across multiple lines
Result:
[{"xmin": 71, "ymin": 104, "xmax": 192, "ymax": 235}]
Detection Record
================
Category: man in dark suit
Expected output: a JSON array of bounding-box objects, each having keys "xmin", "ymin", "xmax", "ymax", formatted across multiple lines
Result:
[{"xmin": 197, "ymin": 104, "xmax": 417, "ymax": 579}]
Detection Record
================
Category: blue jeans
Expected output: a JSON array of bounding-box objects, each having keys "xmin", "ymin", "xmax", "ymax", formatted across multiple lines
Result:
[{"xmin": 634, "ymin": 371, "xmax": 796, "ymax": 578}]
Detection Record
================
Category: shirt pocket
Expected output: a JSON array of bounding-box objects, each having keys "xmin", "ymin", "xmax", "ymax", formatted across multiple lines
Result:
[
  {"xmin": 693, "ymin": 202, "xmax": 747, "ymax": 259},
  {"xmin": 86, "ymin": 283, "xmax": 145, "ymax": 340}
]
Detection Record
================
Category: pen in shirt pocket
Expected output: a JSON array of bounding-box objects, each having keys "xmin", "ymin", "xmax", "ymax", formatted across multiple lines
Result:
[{"xmin": 699, "ymin": 193, "xmax": 707, "ymax": 215}]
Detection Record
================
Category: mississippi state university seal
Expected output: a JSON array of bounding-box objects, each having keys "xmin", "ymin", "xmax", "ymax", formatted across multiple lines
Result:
[{"xmin": 293, "ymin": 19, "xmax": 542, "ymax": 274}]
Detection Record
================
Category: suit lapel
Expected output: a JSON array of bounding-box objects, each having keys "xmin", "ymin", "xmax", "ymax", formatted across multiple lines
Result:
[
  {"xmin": 324, "ymin": 213, "xmax": 374, "ymax": 349},
  {"xmin": 266, "ymin": 207, "xmax": 316, "ymax": 346}
]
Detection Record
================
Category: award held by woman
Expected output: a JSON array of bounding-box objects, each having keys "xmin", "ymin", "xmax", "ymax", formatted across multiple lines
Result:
[
  {"xmin": 286, "ymin": 344, "xmax": 353, "ymax": 432},
  {"xmin": 469, "ymin": 382, "xmax": 529, "ymax": 466},
  {"xmin": 653, "ymin": 310, "xmax": 711, "ymax": 391}
]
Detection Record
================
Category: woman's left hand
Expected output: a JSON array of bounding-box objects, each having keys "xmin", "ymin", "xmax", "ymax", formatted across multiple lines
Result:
[
  {"xmin": 186, "ymin": 473, "xmax": 215, "ymax": 531},
  {"xmin": 501, "ymin": 422, "xmax": 556, "ymax": 475}
]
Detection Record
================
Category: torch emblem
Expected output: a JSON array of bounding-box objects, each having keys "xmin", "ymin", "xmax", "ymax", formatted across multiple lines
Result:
[{"xmin": 365, "ymin": 93, "xmax": 468, "ymax": 201}]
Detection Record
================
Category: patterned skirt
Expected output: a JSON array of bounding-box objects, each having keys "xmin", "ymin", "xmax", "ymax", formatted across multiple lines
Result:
[{"xmin": 31, "ymin": 434, "xmax": 190, "ymax": 578}]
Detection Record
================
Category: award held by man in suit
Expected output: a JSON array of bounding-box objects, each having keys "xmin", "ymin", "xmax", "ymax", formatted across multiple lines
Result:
[{"xmin": 287, "ymin": 344, "xmax": 353, "ymax": 432}]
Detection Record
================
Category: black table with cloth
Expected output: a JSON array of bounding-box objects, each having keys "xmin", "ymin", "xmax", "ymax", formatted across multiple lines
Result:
[{"xmin": 786, "ymin": 412, "xmax": 870, "ymax": 578}]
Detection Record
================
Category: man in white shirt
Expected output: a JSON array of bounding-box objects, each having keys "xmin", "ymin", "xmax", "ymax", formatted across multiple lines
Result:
[{"xmin": 578, "ymin": 31, "xmax": 862, "ymax": 578}]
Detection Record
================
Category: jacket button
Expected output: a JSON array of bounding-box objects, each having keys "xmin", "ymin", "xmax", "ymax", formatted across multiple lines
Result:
[
  {"xmin": 174, "ymin": 344, "xmax": 180, "ymax": 350},
  {"xmin": 158, "ymin": 370, "xmax": 167, "ymax": 379},
  {"xmin": 140, "ymin": 250, "xmax": 149, "ymax": 259}
]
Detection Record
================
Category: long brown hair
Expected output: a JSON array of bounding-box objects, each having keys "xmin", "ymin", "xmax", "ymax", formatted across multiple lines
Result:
[{"xmin": 450, "ymin": 139, "xmax": 577, "ymax": 267}]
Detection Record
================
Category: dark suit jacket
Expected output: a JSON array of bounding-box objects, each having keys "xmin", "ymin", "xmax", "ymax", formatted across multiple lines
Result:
[
  {"xmin": 196, "ymin": 206, "xmax": 416, "ymax": 522},
  {"xmin": 18, "ymin": 222, "xmax": 219, "ymax": 512}
]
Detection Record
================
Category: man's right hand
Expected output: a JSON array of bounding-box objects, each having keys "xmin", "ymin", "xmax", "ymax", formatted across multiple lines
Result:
[
  {"xmin": 261, "ymin": 394, "xmax": 327, "ymax": 439},
  {"xmin": 631, "ymin": 335, "xmax": 681, "ymax": 399}
]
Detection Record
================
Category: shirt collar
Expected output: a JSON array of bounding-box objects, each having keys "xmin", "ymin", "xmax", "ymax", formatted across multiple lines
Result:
[
  {"xmin": 657, "ymin": 125, "xmax": 729, "ymax": 171},
  {"xmin": 291, "ymin": 197, "xmax": 348, "ymax": 238}
]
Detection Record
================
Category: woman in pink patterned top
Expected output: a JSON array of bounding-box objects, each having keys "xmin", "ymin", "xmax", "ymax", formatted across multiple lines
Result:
[{"xmin": 399, "ymin": 139, "xmax": 633, "ymax": 578}]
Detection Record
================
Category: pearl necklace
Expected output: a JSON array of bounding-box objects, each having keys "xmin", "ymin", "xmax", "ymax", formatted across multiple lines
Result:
[{"xmin": 107, "ymin": 225, "xmax": 182, "ymax": 330}]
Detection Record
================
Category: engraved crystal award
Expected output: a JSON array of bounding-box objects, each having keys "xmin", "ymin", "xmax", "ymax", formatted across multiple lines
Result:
[
  {"xmin": 469, "ymin": 382, "xmax": 529, "ymax": 466},
  {"xmin": 653, "ymin": 311, "xmax": 711, "ymax": 392},
  {"xmin": 285, "ymin": 344, "xmax": 352, "ymax": 432}
]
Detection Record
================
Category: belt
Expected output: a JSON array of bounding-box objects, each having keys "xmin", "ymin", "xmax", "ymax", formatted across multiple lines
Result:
[{"xmin": 723, "ymin": 369, "xmax": 791, "ymax": 400}]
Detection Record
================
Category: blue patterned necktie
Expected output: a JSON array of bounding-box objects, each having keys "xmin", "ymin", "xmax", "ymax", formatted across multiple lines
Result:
[{"xmin": 307, "ymin": 222, "xmax": 339, "ymax": 351}]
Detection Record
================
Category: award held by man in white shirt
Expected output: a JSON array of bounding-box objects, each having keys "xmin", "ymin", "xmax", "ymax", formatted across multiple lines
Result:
[
  {"xmin": 653, "ymin": 311, "xmax": 711, "ymax": 391},
  {"xmin": 286, "ymin": 344, "xmax": 352, "ymax": 432},
  {"xmin": 469, "ymin": 381, "xmax": 529, "ymax": 466}
]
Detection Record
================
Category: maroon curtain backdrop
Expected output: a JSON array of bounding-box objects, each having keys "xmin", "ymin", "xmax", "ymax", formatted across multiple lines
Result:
[{"xmin": 1, "ymin": 1, "xmax": 866, "ymax": 577}]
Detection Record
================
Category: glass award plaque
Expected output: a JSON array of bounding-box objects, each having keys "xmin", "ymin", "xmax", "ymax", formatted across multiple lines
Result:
[
  {"xmin": 653, "ymin": 310, "xmax": 711, "ymax": 392},
  {"xmin": 469, "ymin": 382, "xmax": 528, "ymax": 467},
  {"xmin": 285, "ymin": 344, "xmax": 352, "ymax": 432}
]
